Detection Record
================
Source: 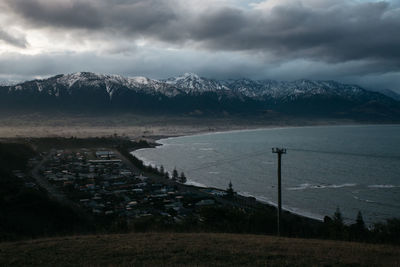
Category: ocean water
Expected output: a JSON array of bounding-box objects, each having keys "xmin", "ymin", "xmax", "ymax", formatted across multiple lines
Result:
[{"xmin": 133, "ymin": 125, "xmax": 400, "ymax": 224}]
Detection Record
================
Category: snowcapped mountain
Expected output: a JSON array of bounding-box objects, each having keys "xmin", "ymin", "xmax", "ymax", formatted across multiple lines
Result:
[
  {"xmin": 223, "ymin": 79, "xmax": 369, "ymax": 100},
  {"xmin": 164, "ymin": 73, "xmax": 230, "ymax": 94},
  {"xmin": 0, "ymin": 72, "xmax": 399, "ymax": 120},
  {"xmin": 3, "ymin": 72, "xmax": 383, "ymax": 100},
  {"xmin": 0, "ymin": 79, "xmax": 19, "ymax": 86},
  {"xmin": 17, "ymin": 72, "xmax": 176, "ymax": 98}
]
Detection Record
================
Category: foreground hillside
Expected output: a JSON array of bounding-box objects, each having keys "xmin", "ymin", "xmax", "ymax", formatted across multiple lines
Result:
[{"xmin": 1, "ymin": 233, "xmax": 399, "ymax": 266}]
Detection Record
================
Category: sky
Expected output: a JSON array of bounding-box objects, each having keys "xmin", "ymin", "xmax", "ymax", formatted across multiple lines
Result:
[{"xmin": 0, "ymin": 0, "xmax": 399, "ymax": 92}]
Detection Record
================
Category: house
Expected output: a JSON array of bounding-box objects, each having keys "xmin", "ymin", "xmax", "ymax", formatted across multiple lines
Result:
[
  {"xmin": 195, "ymin": 199, "xmax": 215, "ymax": 206},
  {"xmin": 95, "ymin": 151, "xmax": 115, "ymax": 159}
]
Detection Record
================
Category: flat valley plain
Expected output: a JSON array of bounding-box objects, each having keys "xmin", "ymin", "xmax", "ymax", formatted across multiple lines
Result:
[{"xmin": 0, "ymin": 112, "xmax": 358, "ymax": 139}]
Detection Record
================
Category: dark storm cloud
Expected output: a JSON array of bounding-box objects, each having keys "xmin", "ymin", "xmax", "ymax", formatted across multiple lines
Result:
[
  {"xmin": 1, "ymin": 50, "xmax": 399, "ymax": 93},
  {"xmin": 5, "ymin": 0, "xmax": 400, "ymax": 65},
  {"xmin": 6, "ymin": 0, "xmax": 178, "ymax": 32},
  {"xmin": 1, "ymin": 0, "xmax": 400, "ymax": 92},
  {"xmin": 189, "ymin": 1, "xmax": 400, "ymax": 64},
  {"xmin": 0, "ymin": 28, "xmax": 27, "ymax": 48},
  {"xmin": 7, "ymin": 0, "xmax": 103, "ymax": 29}
]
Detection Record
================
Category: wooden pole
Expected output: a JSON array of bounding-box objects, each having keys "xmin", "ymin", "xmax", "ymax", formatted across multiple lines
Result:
[{"xmin": 272, "ymin": 148, "xmax": 286, "ymax": 236}]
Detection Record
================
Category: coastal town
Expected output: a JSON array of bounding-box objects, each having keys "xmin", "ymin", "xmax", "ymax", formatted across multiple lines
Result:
[
  {"xmin": 33, "ymin": 147, "xmax": 227, "ymax": 223},
  {"xmin": 6, "ymin": 137, "xmax": 392, "ymax": 245},
  {"xmin": 2, "ymin": 136, "xmax": 400, "ymax": 266}
]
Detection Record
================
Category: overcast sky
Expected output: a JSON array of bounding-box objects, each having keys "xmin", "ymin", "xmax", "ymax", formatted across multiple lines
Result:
[{"xmin": 0, "ymin": 0, "xmax": 399, "ymax": 92}]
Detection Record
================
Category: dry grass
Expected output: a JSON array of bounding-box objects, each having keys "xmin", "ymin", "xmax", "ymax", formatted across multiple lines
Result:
[{"xmin": 0, "ymin": 233, "xmax": 399, "ymax": 266}]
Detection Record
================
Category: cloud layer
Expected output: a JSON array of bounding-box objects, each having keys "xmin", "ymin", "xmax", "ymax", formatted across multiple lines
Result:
[{"xmin": 1, "ymin": 0, "xmax": 399, "ymax": 91}]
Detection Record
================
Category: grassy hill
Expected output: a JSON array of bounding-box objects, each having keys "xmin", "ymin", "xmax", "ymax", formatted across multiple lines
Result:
[{"xmin": 0, "ymin": 233, "xmax": 399, "ymax": 266}]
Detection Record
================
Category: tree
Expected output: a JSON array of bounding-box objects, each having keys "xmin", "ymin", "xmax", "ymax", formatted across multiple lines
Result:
[
  {"xmin": 226, "ymin": 181, "xmax": 235, "ymax": 198},
  {"xmin": 331, "ymin": 207, "xmax": 345, "ymax": 239},
  {"xmin": 356, "ymin": 211, "xmax": 365, "ymax": 229},
  {"xmin": 333, "ymin": 207, "xmax": 343, "ymax": 226},
  {"xmin": 164, "ymin": 172, "xmax": 170, "ymax": 179},
  {"xmin": 179, "ymin": 172, "xmax": 187, "ymax": 184},
  {"xmin": 350, "ymin": 210, "xmax": 366, "ymax": 241},
  {"xmin": 172, "ymin": 167, "xmax": 179, "ymax": 181},
  {"xmin": 159, "ymin": 165, "xmax": 165, "ymax": 175}
]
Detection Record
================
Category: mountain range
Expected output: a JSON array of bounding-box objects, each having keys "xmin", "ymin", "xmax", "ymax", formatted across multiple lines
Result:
[{"xmin": 1, "ymin": 72, "xmax": 399, "ymax": 121}]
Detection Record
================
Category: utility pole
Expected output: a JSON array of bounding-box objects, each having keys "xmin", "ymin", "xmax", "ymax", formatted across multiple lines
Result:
[{"xmin": 272, "ymin": 147, "xmax": 286, "ymax": 236}]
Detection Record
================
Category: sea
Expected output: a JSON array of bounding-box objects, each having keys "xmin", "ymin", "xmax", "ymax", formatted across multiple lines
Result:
[{"xmin": 132, "ymin": 125, "xmax": 400, "ymax": 225}]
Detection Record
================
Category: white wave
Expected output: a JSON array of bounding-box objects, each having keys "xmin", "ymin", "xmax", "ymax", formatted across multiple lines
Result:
[
  {"xmin": 238, "ymin": 192, "xmax": 324, "ymax": 221},
  {"xmin": 328, "ymin": 183, "xmax": 357, "ymax": 188},
  {"xmin": 353, "ymin": 195, "xmax": 377, "ymax": 203},
  {"xmin": 208, "ymin": 171, "xmax": 220, "ymax": 174},
  {"xmin": 287, "ymin": 183, "xmax": 357, "ymax": 191},
  {"xmin": 368, "ymin": 184, "xmax": 399, "ymax": 189},
  {"xmin": 239, "ymin": 192, "xmax": 275, "ymax": 206},
  {"xmin": 192, "ymin": 142, "xmax": 211, "ymax": 145},
  {"xmin": 185, "ymin": 180, "xmax": 208, "ymax": 188},
  {"xmin": 130, "ymin": 152, "xmax": 159, "ymax": 168},
  {"xmin": 132, "ymin": 147, "xmax": 156, "ymax": 153},
  {"xmin": 199, "ymin": 148, "xmax": 214, "ymax": 151},
  {"xmin": 287, "ymin": 183, "xmax": 312, "ymax": 190}
]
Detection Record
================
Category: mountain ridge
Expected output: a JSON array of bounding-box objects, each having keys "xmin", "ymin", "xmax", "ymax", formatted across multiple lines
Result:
[{"xmin": 1, "ymin": 72, "xmax": 399, "ymax": 121}]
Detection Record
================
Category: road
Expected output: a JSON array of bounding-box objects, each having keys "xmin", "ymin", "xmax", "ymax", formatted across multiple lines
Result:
[
  {"xmin": 30, "ymin": 151, "xmax": 87, "ymax": 217},
  {"xmin": 31, "ymin": 151, "xmax": 68, "ymax": 202}
]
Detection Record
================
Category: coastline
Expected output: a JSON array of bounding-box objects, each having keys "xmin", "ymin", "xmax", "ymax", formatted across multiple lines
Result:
[
  {"xmin": 133, "ymin": 145, "xmax": 325, "ymax": 222},
  {"xmin": 1, "ymin": 115, "xmax": 398, "ymax": 224},
  {"xmin": 132, "ymin": 124, "xmax": 400, "ymax": 224},
  {"xmin": 1, "ymin": 111, "xmax": 393, "ymax": 139},
  {"xmin": 131, "ymin": 130, "xmax": 329, "ymax": 222},
  {"xmin": 163, "ymin": 123, "xmax": 399, "ymax": 139}
]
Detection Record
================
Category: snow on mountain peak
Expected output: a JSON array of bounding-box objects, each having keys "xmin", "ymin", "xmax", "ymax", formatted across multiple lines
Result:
[
  {"xmin": 4, "ymin": 72, "xmax": 384, "ymax": 102},
  {"xmin": 183, "ymin": 72, "xmax": 200, "ymax": 79},
  {"xmin": 163, "ymin": 73, "xmax": 230, "ymax": 93},
  {"xmin": 131, "ymin": 76, "xmax": 150, "ymax": 85}
]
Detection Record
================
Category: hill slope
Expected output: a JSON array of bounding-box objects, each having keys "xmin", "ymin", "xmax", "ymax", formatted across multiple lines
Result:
[
  {"xmin": 1, "ymin": 232, "xmax": 399, "ymax": 266},
  {"xmin": 0, "ymin": 142, "xmax": 93, "ymax": 241}
]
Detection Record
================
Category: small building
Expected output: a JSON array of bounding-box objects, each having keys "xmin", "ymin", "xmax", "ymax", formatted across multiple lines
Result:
[
  {"xmin": 195, "ymin": 199, "xmax": 215, "ymax": 206},
  {"xmin": 95, "ymin": 151, "xmax": 115, "ymax": 159}
]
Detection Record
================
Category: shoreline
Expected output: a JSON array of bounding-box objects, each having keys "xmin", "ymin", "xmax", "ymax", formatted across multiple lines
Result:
[
  {"xmin": 1, "ymin": 128, "xmax": 399, "ymax": 247},
  {"xmin": 133, "ymin": 147, "xmax": 325, "ymax": 222},
  {"xmin": 2, "ymin": 122, "xmax": 398, "ymax": 224},
  {"xmin": 1, "ymin": 111, "xmax": 396, "ymax": 139},
  {"xmin": 143, "ymin": 122, "xmax": 400, "ymax": 145},
  {"xmin": 131, "ymin": 134, "xmax": 328, "ymax": 223},
  {"xmin": 132, "ymin": 124, "xmax": 400, "ymax": 224}
]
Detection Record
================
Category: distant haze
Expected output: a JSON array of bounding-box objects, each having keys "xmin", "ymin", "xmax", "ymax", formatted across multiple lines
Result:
[{"xmin": 0, "ymin": 0, "xmax": 399, "ymax": 93}]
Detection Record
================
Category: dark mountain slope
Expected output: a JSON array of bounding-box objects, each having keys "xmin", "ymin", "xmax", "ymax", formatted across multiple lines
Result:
[{"xmin": 1, "ymin": 72, "xmax": 399, "ymax": 121}]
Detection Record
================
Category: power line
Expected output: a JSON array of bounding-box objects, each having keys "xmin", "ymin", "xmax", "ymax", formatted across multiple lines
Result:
[
  {"xmin": 287, "ymin": 147, "xmax": 400, "ymax": 160},
  {"xmin": 180, "ymin": 146, "xmax": 398, "ymax": 174},
  {"xmin": 187, "ymin": 148, "xmax": 273, "ymax": 172}
]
